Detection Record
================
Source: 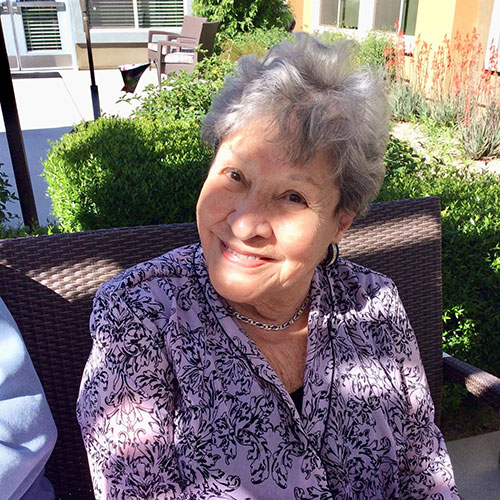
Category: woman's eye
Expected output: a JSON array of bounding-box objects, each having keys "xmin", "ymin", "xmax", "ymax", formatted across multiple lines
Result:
[
  {"xmin": 287, "ymin": 192, "xmax": 306, "ymax": 204},
  {"xmin": 229, "ymin": 170, "xmax": 242, "ymax": 182}
]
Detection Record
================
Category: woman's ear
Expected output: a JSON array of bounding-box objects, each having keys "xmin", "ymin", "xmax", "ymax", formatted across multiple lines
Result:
[{"xmin": 333, "ymin": 211, "xmax": 354, "ymax": 243}]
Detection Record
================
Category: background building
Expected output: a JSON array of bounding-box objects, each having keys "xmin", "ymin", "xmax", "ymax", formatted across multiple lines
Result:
[
  {"xmin": 1, "ymin": 0, "xmax": 191, "ymax": 71},
  {"xmin": 289, "ymin": 0, "xmax": 500, "ymax": 67}
]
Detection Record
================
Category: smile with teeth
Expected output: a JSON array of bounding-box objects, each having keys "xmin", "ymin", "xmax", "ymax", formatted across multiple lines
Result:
[{"xmin": 222, "ymin": 242, "xmax": 269, "ymax": 262}]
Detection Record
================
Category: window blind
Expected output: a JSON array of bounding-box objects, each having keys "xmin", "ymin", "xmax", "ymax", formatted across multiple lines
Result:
[
  {"xmin": 88, "ymin": 1, "xmax": 135, "ymax": 27},
  {"xmin": 22, "ymin": 6, "xmax": 62, "ymax": 51},
  {"xmin": 88, "ymin": 0, "xmax": 184, "ymax": 28},
  {"xmin": 137, "ymin": 1, "xmax": 184, "ymax": 27}
]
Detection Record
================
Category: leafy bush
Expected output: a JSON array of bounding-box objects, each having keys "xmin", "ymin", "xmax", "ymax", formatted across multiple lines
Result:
[
  {"xmin": 125, "ymin": 55, "xmax": 234, "ymax": 123},
  {"xmin": 0, "ymin": 162, "xmax": 18, "ymax": 226},
  {"xmin": 313, "ymin": 29, "xmax": 355, "ymax": 46},
  {"xmin": 314, "ymin": 29, "xmax": 390, "ymax": 68},
  {"xmin": 43, "ymin": 116, "xmax": 213, "ymax": 232},
  {"xmin": 192, "ymin": 0, "xmax": 293, "ymax": 43},
  {"xmin": 357, "ymin": 31, "xmax": 392, "ymax": 68},
  {"xmin": 0, "ymin": 223, "xmax": 60, "ymax": 239},
  {"xmin": 381, "ymin": 136, "xmax": 500, "ymax": 376},
  {"xmin": 219, "ymin": 27, "xmax": 292, "ymax": 63}
]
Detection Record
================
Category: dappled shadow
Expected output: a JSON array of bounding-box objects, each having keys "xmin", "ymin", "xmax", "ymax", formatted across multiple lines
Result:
[
  {"xmin": 0, "ymin": 197, "xmax": 447, "ymax": 495},
  {"xmin": 0, "ymin": 222, "xmax": 199, "ymax": 498}
]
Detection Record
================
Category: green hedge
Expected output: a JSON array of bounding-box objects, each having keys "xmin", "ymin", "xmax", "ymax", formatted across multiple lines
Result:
[
  {"xmin": 129, "ymin": 55, "xmax": 234, "ymax": 123},
  {"xmin": 44, "ymin": 55, "xmax": 234, "ymax": 233},
  {"xmin": 0, "ymin": 162, "xmax": 17, "ymax": 226},
  {"xmin": 192, "ymin": 0, "xmax": 293, "ymax": 42},
  {"xmin": 219, "ymin": 27, "xmax": 292, "ymax": 62},
  {"xmin": 314, "ymin": 29, "xmax": 391, "ymax": 69},
  {"xmin": 379, "ymin": 137, "xmax": 500, "ymax": 376},
  {"xmin": 43, "ymin": 116, "xmax": 213, "ymax": 232}
]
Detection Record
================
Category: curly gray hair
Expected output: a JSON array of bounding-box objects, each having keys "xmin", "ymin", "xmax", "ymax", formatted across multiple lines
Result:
[{"xmin": 202, "ymin": 33, "xmax": 389, "ymax": 216}]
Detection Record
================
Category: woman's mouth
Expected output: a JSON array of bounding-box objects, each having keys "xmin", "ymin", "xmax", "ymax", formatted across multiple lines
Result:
[{"xmin": 220, "ymin": 241, "xmax": 269, "ymax": 267}]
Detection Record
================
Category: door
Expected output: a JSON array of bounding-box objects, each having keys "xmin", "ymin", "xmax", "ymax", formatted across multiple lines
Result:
[{"xmin": 0, "ymin": 0, "xmax": 73, "ymax": 70}]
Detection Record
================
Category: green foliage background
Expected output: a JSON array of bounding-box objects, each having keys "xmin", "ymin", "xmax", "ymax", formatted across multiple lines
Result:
[
  {"xmin": 0, "ymin": 163, "xmax": 17, "ymax": 226},
  {"xmin": 192, "ymin": 0, "xmax": 294, "ymax": 41},
  {"xmin": 44, "ymin": 116, "xmax": 212, "ymax": 232},
  {"xmin": 39, "ymin": 30, "xmax": 500, "ymax": 381},
  {"xmin": 380, "ymin": 137, "xmax": 500, "ymax": 376}
]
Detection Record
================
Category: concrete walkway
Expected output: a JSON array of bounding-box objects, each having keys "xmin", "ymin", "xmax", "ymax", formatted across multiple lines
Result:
[
  {"xmin": 447, "ymin": 430, "xmax": 500, "ymax": 500},
  {"xmin": 0, "ymin": 67, "xmax": 158, "ymax": 226}
]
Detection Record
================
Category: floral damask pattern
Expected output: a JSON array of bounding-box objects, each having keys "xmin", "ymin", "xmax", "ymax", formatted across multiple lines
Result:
[{"xmin": 77, "ymin": 244, "xmax": 458, "ymax": 500}]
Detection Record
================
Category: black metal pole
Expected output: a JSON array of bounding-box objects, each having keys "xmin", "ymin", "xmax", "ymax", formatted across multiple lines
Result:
[
  {"xmin": 81, "ymin": 1, "xmax": 100, "ymax": 119},
  {"xmin": 0, "ymin": 21, "xmax": 39, "ymax": 228}
]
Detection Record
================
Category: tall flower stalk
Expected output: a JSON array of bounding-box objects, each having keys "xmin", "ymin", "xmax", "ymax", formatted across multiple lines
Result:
[{"xmin": 385, "ymin": 28, "xmax": 500, "ymax": 159}]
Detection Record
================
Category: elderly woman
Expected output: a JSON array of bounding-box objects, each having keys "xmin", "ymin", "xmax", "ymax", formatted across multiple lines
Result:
[{"xmin": 77, "ymin": 34, "xmax": 458, "ymax": 499}]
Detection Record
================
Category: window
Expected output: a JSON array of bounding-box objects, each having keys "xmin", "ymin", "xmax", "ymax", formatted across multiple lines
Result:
[
  {"xmin": 88, "ymin": 0, "xmax": 184, "ymax": 28},
  {"xmin": 486, "ymin": 0, "xmax": 500, "ymax": 70},
  {"xmin": 22, "ymin": 6, "xmax": 62, "ymax": 51},
  {"xmin": 320, "ymin": 0, "xmax": 360, "ymax": 29},
  {"xmin": 373, "ymin": 0, "xmax": 419, "ymax": 35}
]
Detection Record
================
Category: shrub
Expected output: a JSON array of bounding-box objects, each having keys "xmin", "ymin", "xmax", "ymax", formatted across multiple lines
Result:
[
  {"xmin": 429, "ymin": 97, "xmax": 460, "ymax": 128},
  {"xmin": 125, "ymin": 55, "xmax": 234, "ymax": 123},
  {"xmin": 380, "ymin": 136, "xmax": 500, "ymax": 376},
  {"xmin": 43, "ymin": 116, "xmax": 213, "ymax": 232},
  {"xmin": 0, "ymin": 162, "xmax": 18, "ymax": 226},
  {"xmin": 192, "ymin": 0, "xmax": 294, "ymax": 43},
  {"xmin": 124, "ymin": 55, "xmax": 233, "ymax": 122},
  {"xmin": 313, "ymin": 29, "xmax": 355, "ymax": 46},
  {"xmin": 314, "ymin": 29, "xmax": 391, "ymax": 69},
  {"xmin": 219, "ymin": 27, "xmax": 292, "ymax": 63},
  {"xmin": 357, "ymin": 31, "xmax": 392, "ymax": 68},
  {"xmin": 0, "ymin": 223, "xmax": 60, "ymax": 239}
]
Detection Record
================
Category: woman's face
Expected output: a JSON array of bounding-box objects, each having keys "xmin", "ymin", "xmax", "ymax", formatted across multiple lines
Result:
[{"xmin": 196, "ymin": 121, "xmax": 353, "ymax": 311}]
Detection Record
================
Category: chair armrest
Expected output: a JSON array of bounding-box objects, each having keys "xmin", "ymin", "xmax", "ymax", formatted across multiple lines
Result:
[
  {"xmin": 443, "ymin": 352, "xmax": 500, "ymax": 411},
  {"xmin": 148, "ymin": 30, "xmax": 181, "ymax": 42},
  {"xmin": 158, "ymin": 39, "xmax": 198, "ymax": 51}
]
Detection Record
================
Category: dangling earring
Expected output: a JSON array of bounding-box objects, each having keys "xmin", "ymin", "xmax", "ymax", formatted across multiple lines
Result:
[{"xmin": 323, "ymin": 243, "xmax": 339, "ymax": 267}]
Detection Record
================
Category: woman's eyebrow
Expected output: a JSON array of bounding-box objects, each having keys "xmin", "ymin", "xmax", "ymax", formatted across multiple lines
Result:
[{"xmin": 287, "ymin": 173, "xmax": 322, "ymax": 187}]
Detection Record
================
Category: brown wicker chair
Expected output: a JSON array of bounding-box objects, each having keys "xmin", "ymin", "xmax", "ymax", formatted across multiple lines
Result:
[
  {"xmin": 148, "ymin": 19, "xmax": 219, "ymax": 85},
  {"xmin": 147, "ymin": 15, "xmax": 207, "ymax": 69},
  {"xmin": 0, "ymin": 196, "xmax": 499, "ymax": 499}
]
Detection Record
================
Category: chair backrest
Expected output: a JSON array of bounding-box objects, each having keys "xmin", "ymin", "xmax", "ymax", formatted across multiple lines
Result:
[
  {"xmin": 0, "ymin": 197, "xmax": 442, "ymax": 499},
  {"xmin": 180, "ymin": 15, "xmax": 207, "ymax": 39},
  {"xmin": 196, "ymin": 21, "xmax": 220, "ymax": 61}
]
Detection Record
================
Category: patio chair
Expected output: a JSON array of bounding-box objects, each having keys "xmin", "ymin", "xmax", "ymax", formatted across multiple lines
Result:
[
  {"xmin": 147, "ymin": 15, "xmax": 206, "ymax": 67},
  {"xmin": 0, "ymin": 196, "xmax": 498, "ymax": 499},
  {"xmin": 148, "ymin": 20, "xmax": 220, "ymax": 84}
]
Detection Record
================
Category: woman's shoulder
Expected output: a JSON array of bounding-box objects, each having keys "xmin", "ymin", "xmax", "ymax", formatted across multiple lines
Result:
[
  {"xmin": 334, "ymin": 257, "xmax": 395, "ymax": 289},
  {"xmin": 96, "ymin": 243, "xmax": 201, "ymax": 301},
  {"xmin": 318, "ymin": 257, "xmax": 399, "ymax": 312}
]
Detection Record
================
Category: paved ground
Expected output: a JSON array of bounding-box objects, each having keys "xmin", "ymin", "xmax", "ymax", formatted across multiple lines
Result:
[
  {"xmin": 447, "ymin": 430, "xmax": 500, "ymax": 500},
  {"xmin": 0, "ymin": 67, "xmax": 158, "ymax": 226}
]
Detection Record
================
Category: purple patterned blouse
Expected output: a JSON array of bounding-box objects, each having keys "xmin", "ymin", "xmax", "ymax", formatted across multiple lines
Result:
[{"xmin": 77, "ymin": 244, "xmax": 458, "ymax": 500}]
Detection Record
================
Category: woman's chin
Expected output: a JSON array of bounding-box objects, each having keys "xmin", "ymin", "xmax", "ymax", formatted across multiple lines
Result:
[{"xmin": 209, "ymin": 275, "xmax": 263, "ymax": 306}]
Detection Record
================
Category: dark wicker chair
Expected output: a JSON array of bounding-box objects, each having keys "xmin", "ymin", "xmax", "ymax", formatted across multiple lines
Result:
[
  {"xmin": 147, "ymin": 14, "xmax": 207, "ymax": 72},
  {"xmin": 1, "ymin": 196, "xmax": 499, "ymax": 499},
  {"xmin": 148, "ymin": 19, "xmax": 219, "ymax": 85}
]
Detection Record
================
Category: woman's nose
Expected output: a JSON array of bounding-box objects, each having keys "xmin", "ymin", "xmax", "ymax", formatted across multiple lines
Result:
[{"xmin": 227, "ymin": 198, "xmax": 272, "ymax": 241}]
